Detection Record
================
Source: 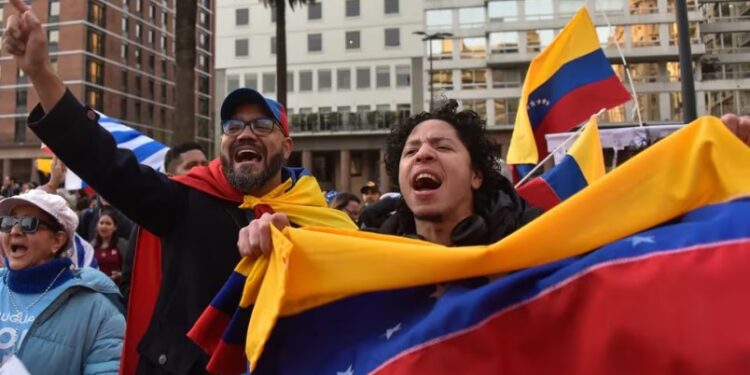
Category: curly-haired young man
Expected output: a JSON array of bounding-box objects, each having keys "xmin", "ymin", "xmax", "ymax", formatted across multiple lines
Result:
[{"xmin": 379, "ymin": 99, "xmax": 539, "ymax": 246}]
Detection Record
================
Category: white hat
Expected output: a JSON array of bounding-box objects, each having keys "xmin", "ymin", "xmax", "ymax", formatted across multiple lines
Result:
[{"xmin": 0, "ymin": 189, "xmax": 79, "ymax": 249}]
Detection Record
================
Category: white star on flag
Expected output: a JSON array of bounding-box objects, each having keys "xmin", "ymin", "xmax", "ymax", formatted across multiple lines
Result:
[
  {"xmin": 630, "ymin": 235, "xmax": 656, "ymax": 247},
  {"xmin": 337, "ymin": 365, "xmax": 354, "ymax": 375},
  {"xmin": 383, "ymin": 323, "xmax": 402, "ymax": 340}
]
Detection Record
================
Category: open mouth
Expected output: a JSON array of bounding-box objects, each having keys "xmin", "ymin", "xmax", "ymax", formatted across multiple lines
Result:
[
  {"xmin": 412, "ymin": 172, "xmax": 442, "ymax": 191},
  {"xmin": 234, "ymin": 148, "xmax": 263, "ymax": 164},
  {"xmin": 9, "ymin": 244, "xmax": 28, "ymax": 255}
]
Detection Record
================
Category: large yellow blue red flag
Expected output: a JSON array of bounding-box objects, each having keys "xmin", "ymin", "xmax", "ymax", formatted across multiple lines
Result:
[
  {"xmin": 517, "ymin": 115, "xmax": 605, "ymax": 211},
  {"xmin": 189, "ymin": 116, "xmax": 750, "ymax": 374},
  {"xmin": 507, "ymin": 7, "xmax": 630, "ymax": 178}
]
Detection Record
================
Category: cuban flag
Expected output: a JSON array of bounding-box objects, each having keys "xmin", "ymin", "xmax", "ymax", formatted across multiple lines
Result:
[{"xmin": 43, "ymin": 112, "xmax": 169, "ymax": 190}]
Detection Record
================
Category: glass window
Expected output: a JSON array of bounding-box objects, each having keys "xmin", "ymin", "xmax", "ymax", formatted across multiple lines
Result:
[
  {"xmin": 629, "ymin": 62, "xmax": 660, "ymax": 83},
  {"xmin": 631, "ymin": 24, "xmax": 660, "ymax": 47},
  {"xmin": 85, "ymin": 88, "xmax": 103, "ymax": 111},
  {"xmin": 122, "ymin": 17, "xmax": 129, "ymax": 33},
  {"xmin": 308, "ymin": 33, "xmax": 322, "ymax": 52},
  {"xmin": 120, "ymin": 44, "xmax": 128, "ymax": 60},
  {"xmin": 494, "ymin": 98, "xmax": 519, "ymax": 125},
  {"xmin": 629, "ymin": 0, "xmax": 658, "ymax": 14},
  {"xmin": 15, "ymin": 117, "xmax": 26, "ymax": 143},
  {"xmin": 459, "ymin": 7, "xmax": 485, "ymax": 28},
  {"xmin": 356, "ymin": 67, "xmax": 370, "ymax": 88},
  {"xmin": 88, "ymin": 30, "xmax": 105, "ymax": 56},
  {"xmin": 337, "ymin": 69, "xmax": 351, "ymax": 89},
  {"xmin": 637, "ymin": 93, "xmax": 660, "ymax": 121},
  {"xmin": 432, "ymin": 70, "xmax": 453, "ymax": 90},
  {"xmin": 462, "ymin": 99, "xmax": 487, "ymax": 119},
  {"xmin": 271, "ymin": 36, "xmax": 276, "ymax": 54},
  {"xmin": 86, "ymin": 59, "xmax": 104, "ymax": 85},
  {"xmin": 263, "ymin": 72, "xmax": 276, "ymax": 93},
  {"xmin": 318, "ymin": 70, "xmax": 332, "ymax": 90},
  {"xmin": 385, "ymin": 0, "xmax": 399, "ymax": 14},
  {"xmin": 89, "ymin": 2, "xmax": 105, "ymax": 26},
  {"xmin": 597, "ymin": 0, "xmax": 624, "ymax": 12},
  {"xmin": 16, "ymin": 88, "xmax": 27, "ymax": 109},
  {"xmin": 376, "ymin": 66, "xmax": 390, "ymax": 88},
  {"xmin": 346, "ymin": 31, "xmax": 360, "ymax": 49},
  {"xmin": 559, "ymin": 0, "xmax": 585, "ymax": 15},
  {"xmin": 669, "ymin": 22, "xmax": 699, "ymax": 45},
  {"xmin": 236, "ymin": 8, "xmax": 249, "ymax": 25},
  {"xmin": 49, "ymin": 1, "xmax": 60, "ymax": 20},
  {"xmin": 460, "ymin": 37, "xmax": 486, "ymax": 59},
  {"xmin": 426, "ymin": 9, "xmax": 452, "ymax": 30},
  {"xmin": 300, "ymin": 71, "xmax": 313, "ymax": 91},
  {"xmin": 396, "ymin": 65, "xmax": 410, "ymax": 87},
  {"xmin": 134, "ymin": 48, "xmax": 141, "ymax": 68},
  {"xmin": 428, "ymin": 38, "xmax": 453, "ymax": 59},
  {"xmin": 490, "ymin": 32, "xmax": 519, "ymax": 53},
  {"xmin": 670, "ymin": 92, "xmax": 683, "ymax": 121},
  {"xmin": 308, "ymin": 1, "xmax": 322, "ymax": 20},
  {"xmin": 492, "ymin": 68, "xmax": 523, "ymax": 88},
  {"xmin": 525, "ymin": 0, "xmax": 553, "ymax": 20},
  {"xmin": 526, "ymin": 29, "xmax": 555, "ymax": 52},
  {"xmin": 488, "ymin": 1, "xmax": 517, "ymax": 22},
  {"xmin": 287, "ymin": 71, "xmax": 294, "ymax": 92},
  {"xmin": 385, "ymin": 28, "xmax": 400, "ymax": 47},
  {"xmin": 244, "ymin": 73, "xmax": 258, "ymax": 89},
  {"xmin": 346, "ymin": 0, "xmax": 360, "ymax": 17},
  {"xmin": 162, "ymin": 11, "xmax": 168, "ymax": 28},
  {"xmin": 461, "ymin": 69, "xmax": 486, "ymax": 89},
  {"xmin": 47, "ymin": 29, "xmax": 59, "ymax": 52},
  {"xmin": 235, "ymin": 38, "xmax": 249, "ymax": 56},
  {"xmin": 148, "ymin": 30, "xmax": 154, "ymax": 46},
  {"xmin": 667, "ymin": 62, "xmax": 681, "ymax": 81}
]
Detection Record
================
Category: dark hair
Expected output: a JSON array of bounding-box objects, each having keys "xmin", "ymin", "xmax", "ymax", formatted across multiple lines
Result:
[
  {"xmin": 164, "ymin": 142, "xmax": 205, "ymax": 173},
  {"xmin": 384, "ymin": 99, "xmax": 514, "ymax": 218},
  {"xmin": 329, "ymin": 192, "xmax": 361, "ymax": 210},
  {"xmin": 92, "ymin": 208, "xmax": 120, "ymax": 249}
]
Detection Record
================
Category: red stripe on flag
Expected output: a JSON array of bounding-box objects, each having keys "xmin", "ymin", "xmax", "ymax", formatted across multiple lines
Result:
[
  {"xmin": 375, "ymin": 240, "xmax": 750, "ymax": 375},
  {"xmin": 517, "ymin": 177, "xmax": 561, "ymax": 211},
  {"xmin": 187, "ymin": 306, "xmax": 232, "ymax": 355},
  {"xmin": 205, "ymin": 340, "xmax": 248, "ymax": 375},
  {"xmin": 533, "ymin": 76, "xmax": 630, "ymax": 159}
]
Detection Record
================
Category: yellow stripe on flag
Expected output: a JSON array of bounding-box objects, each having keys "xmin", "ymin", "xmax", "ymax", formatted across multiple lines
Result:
[{"xmin": 568, "ymin": 116, "xmax": 605, "ymax": 184}]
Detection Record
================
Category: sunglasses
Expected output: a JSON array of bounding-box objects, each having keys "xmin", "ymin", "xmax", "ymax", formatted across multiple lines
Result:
[
  {"xmin": 0, "ymin": 216, "xmax": 61, "ymax": 234},
  {"xmin": 222, "ymin": 118, "xmax": 279, "ymax": 137}
]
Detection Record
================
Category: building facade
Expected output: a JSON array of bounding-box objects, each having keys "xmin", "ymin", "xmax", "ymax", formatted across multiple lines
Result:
[
  {"xmin": 215, "ymin": 0, "xmax": 749, "ymax": 193},
  {"xmin": 0, "ymin": 0, "xmax": 215, "ymax": 183},
  {"xmin": 215, "ymin": 0, "xmax": 424, "ymax": 192}
]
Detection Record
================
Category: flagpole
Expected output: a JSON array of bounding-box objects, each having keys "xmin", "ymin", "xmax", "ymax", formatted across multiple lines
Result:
[
  {"xmin": 599, "ymin": 10, "xmax": 644, "ymax": 128},
  {"xmin": 514, "ymin": 108, "xmax": 606, "ymax": 189}
]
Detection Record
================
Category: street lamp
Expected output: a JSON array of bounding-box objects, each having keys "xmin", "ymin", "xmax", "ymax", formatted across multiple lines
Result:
[{"xmin": 414, "ymin": 31, "xmax": 453, "ymax": 111}]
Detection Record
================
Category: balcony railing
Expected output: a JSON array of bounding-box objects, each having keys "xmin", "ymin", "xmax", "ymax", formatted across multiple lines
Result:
[{"xmin": 290, "ymin": 111, "xmax": 411, "ymax": 133}]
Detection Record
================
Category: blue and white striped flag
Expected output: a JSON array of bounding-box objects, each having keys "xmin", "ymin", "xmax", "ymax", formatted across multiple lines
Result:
[{"xmin": 63, "ymin": 112, "xmax": 170, "ymax": 190}]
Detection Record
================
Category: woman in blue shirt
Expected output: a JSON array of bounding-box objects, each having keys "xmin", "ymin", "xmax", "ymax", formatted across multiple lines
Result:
[{"xmin": 0, "ymin": 189, "xmax": 124, "ymax": 374}]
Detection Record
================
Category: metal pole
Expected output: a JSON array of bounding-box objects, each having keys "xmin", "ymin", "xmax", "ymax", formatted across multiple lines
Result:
[
  {"xmin": 428, "ymin": 38, "xmax": 434, "ymax": 111},
  {"xmin": 675, "ymin": 0, "xmax": 697, "ymax": 121}
]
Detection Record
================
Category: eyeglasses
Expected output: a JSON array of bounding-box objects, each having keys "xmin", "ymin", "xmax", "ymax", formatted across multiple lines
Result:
[
  {"xmin": 222, "ymin": 118, "xmax": 279, "ymax": 137},
  {"xmin": 0, "ymin": 216, "xmax": 61, "ymax": 234}
]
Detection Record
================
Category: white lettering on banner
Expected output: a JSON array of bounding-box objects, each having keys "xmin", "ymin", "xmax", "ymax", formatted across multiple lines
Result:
[{"xmin": 0, "ymin": 313, "xmax": 34, "ymax": 325}]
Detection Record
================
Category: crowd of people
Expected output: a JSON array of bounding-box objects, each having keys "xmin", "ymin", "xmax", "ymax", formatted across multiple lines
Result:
[{"xmin": 0, "ymin": 0, "xmax": 749, "ymax": 374}]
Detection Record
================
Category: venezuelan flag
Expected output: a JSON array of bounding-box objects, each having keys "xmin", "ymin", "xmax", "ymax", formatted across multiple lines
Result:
[
  {"xmin": 517, "ymin": 116, "xmax": 605, "ymax": 211},
  {"xmin": 190, "ymin": 116, "xmax": 750, "ymax": 373},
  {"xmin": 507, "ymin": 7, "xmax": 630, "ymax": 177}
]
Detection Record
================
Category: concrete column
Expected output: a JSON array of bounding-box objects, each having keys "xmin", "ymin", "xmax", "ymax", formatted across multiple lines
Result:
[
  {"xmin": 29, "ymin": 159, "xmax": 39, "ymax": 183},
  {"xmin": 302, "ymin": 150, "xmax": 313, "ymax": 171},
  {"xmin": 339, "ymin": 149, "xmax": 351, "ymax": 193},
  {"xmin": 379, "ymin": 148, "xmax": 390, "ymax": 193},
  {"xmin": 2, "ymin": 159, "xmax": 11, "ymax": 180}
]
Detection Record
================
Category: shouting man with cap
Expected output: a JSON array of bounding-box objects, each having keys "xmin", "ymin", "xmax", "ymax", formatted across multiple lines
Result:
[{"xmin": 1, "ymin": 1, "xmax": 356, "ymax": 373}]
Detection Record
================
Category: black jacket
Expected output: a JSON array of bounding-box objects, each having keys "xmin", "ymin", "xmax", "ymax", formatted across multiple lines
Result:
[
  {"xmin": 29, "ymin": 91, "xmax": 250, "ymax": 374},
  {"xmin": 379, "ymin": 188, "xmax": 540, "ymax": 246}
]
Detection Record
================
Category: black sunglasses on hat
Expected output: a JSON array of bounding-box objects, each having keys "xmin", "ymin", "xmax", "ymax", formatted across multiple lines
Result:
[{"xmin": 0, "ymin": 216, "xmax": 62, "ymax": 234}]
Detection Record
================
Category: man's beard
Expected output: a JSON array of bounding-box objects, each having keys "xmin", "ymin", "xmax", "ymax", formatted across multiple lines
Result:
[{"xmin": 221, "ymin": 150, "xmax": 285, "ymax": 195}]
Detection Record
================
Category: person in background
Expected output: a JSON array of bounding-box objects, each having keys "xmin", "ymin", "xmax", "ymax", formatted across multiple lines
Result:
[
  {"xmin": 1, "ymin": 176, "xmax": 20, "ymax": 198},
  {"xmin": 0, "ymin": 189, "xmax": 123, "ymax": 374},
  {"xmin": 163, "ymin": 142, "xmax": 209, "ymax": 177},
  {"xmin": 360, "ymin": 181, "xmax": 381, "ymax": 206},
  {"xmin": 92, "ymin": 208, "xmax": 127, "ymax": 285},
  {"xmin": 329, "ymin": 192, "xmax": 362, "ymax": 223}
]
